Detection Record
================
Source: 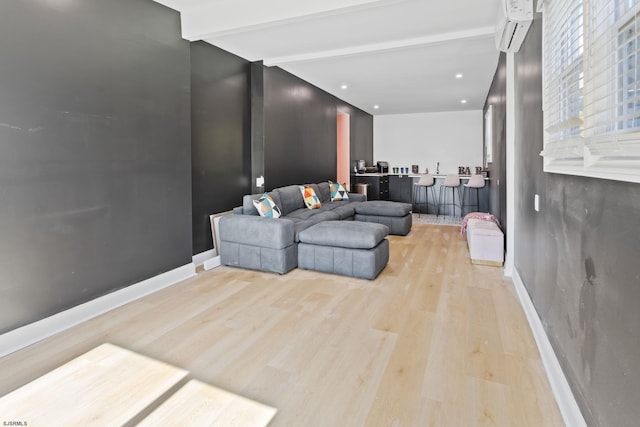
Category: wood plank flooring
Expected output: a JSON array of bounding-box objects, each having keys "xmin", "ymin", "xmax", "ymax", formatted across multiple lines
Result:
[
  {"xmin": 0, "ymin": 223, "xmax": 564, "ymax": 426},
  {"xmin": 0, "ymin": 343, "xmax": 189, "ymax": 425}
]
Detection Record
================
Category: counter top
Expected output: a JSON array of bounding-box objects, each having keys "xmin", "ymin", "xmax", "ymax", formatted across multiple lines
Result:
[
  {"xmin": 355, "ymin": 173, "xmax": 489, "ymax": 179},
  {"xmin": 354, "ymin": 173, "xmax": 421, "ymax": 177}
]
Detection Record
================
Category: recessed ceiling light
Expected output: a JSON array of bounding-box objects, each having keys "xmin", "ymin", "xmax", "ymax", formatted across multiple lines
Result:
[
  {"xmin": 340, "ymin": 84, "xmax": 348, "ymax": 90},
  {"xmin": 460, "ymin": 99, "xmax": 468, "ymax": 104},
  {"xmin": 373, "ymin": 105, "xmax": 380, "ymax": 109},
  {"xmin": 455, "ymin": 73, "xmax": 463, "ymax": 79}
]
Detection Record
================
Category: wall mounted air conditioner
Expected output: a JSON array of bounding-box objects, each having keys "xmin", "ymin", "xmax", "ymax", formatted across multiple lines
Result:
[{"xmin": 495, "ymin": 0, "xmax": 534, "ymax": 52}]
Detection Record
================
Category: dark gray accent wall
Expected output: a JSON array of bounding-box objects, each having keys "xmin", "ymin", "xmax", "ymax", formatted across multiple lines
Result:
[
  {"xmin": 263, "ymin": 67, "xmax": 337, "ymax": 189},
  {"xmin": 191, "ymin": 55, "xmax": 371, "ymax": 253},
  {"xmin": 250, "ymin": 62, "xmax": 266, "ymax": 195},
  {"xmin": 190, "ymin": 61, "xmax": 371, "ymax": 253},
  {"xmin": 191, "ymin": 42, "xmax": 251, "ymax": 255},
  {"xmin": 263, "ymin": 67, "xmax": 373, "ymax": 190},
  {"xmin": 513, "ymin": 17, "xmax": 640, "ymax": 427},
  {"xmin": 484, "ymin": 54, "xmax": 507, "ymax": 230},
  {"xmin": 0, "ymin": 0, "xmax": 191, "ymax": 333}
]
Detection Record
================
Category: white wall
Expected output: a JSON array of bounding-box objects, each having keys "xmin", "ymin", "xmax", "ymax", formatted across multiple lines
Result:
[{"xmin": 373, "ymin": 110, "xmax": 483, "ymax": 175}]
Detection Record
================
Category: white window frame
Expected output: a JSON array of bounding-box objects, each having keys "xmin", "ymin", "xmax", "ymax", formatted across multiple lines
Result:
[{"xmin": 541, "ymin": 0, "xmax": 640, "ymax": 183}]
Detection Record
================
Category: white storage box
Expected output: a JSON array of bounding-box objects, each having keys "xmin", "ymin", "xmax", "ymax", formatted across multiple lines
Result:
[{"xmin": 466, "ymin": 218, "xmax": 504, "ymax": 266}]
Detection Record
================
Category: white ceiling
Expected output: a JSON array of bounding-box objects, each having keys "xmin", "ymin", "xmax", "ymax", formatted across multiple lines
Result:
[{"xmin": 154, "ymin": 0, "xmax": 501, "ymax": 115}]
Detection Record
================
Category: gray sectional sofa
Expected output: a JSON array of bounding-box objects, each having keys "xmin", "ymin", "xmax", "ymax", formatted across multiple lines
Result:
[{"xmin": 219, "ymin": 182, "xmax": 411, "ymax": 275}]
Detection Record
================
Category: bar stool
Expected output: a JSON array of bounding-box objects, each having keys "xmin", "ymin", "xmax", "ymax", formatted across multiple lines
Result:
[
  {"xmin": 438, "ymin": 174, "xmax": 461, "ymax": 217},
  {"xmin": 461, "ymin": 174, "xmax": 486, "ymax": 215},
  {"xmin": 412, "ymin": 174, "xmax": 436, "ymax": 217}
]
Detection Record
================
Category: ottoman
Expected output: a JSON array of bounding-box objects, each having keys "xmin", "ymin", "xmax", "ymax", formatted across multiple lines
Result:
[
  {"xmin": 353, "ymin": 201, "xmax": 412, "ymax": 236},
  {"xmin": 297, "ymin": 221, "xmax": 389, "ymax": 280},
  {"xmin": 466, "ymin": 218, "xmax": 504, "ymax": 266}
]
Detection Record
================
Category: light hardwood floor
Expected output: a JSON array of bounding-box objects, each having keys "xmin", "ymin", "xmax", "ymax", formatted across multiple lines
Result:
[{"xmin": 0, "ymin": 223, "xmax": 564, "ymax": 426}]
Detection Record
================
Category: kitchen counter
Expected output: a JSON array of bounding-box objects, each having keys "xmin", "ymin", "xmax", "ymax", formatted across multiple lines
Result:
[
  {"xmin": 355, "ymin": 172, "xmax": 421, "ymax": 177},
  {"xmin": 353, "ymin": 173, "xmax": 491, "ymax": 214},
  {"xmin": 355, "ymin": 173, "xmax": 489, "ymax": 179}
]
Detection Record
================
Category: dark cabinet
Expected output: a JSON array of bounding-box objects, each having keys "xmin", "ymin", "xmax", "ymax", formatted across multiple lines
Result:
[
  {"xmin": 379, "ymin": 175, "xmax": 389, "ymax": 200},
  {"xmin": 354, "ymin": 175, "xmax": 389, "ymax": 200},
  {"xmin": 389, "ymin": 175, "xmax": 414, "ymax": 203}
]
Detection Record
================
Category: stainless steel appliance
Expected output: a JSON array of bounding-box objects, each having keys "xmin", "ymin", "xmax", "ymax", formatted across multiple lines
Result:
[
  {"xmin": 377, "ymin": 161, "xmax": 389, "ymax": 173},
  {"xmin": 356, "ymin": 159, "xmax": 366, "ymax": 173}
]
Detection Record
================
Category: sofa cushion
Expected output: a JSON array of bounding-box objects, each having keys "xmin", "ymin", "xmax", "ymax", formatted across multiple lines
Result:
[
  {"xmin": 325, "ymin": 202, "xmax": 356, "ymax": 220},
  {"xmin": 242, "ymin": 191, "xmax": 281, "ymax": 215},
  {"xmin": 242, "ymin": 194, "xmax": 261, "ymax": 216},
  {"xmin": 316, "ymin": 182, "xmax": 331, "ymax": 203},
  {"xmin": 329, "ymin": 181, "xmax": 349, "ymax": 201},
  {"xmin": 298, "ymin": 220, "xmax": 389, "ymax": 249},
  {"xmin": 306, "ymin": 183, "xmax": 322, "ymax": 198},
  {"xmin": 285, "ymin": 201, "xmax": 357, "ymax": 220},
  {"xmin": 347, "ymin": 193, "xmax": 366, "ymax": 202},
  {"xmin": 354, "ymin": 200, "xmax": 412, "ymax": 217},
  {"xmin": 285, "ymin": 207, "xmax": 324, "ymax": 221},
  {"xmin": 299, "ymin": 185, "xmax": 322, "ymax": 209},
  {"xmin": 252, "ymin": 193, "xmax": 282, "ymax": 218},
  {"xmin": 274, "ymin": 185, "xmax": 305, "ymax": 216},
  {"xmin": 292, "ymin": 211, "xmax": 339, "ymax": 242}
]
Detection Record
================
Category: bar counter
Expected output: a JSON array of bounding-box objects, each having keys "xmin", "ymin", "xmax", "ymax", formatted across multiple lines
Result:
[{"xmin": 352, "ymin": 173, "xmax": 491, "ymax": 216}]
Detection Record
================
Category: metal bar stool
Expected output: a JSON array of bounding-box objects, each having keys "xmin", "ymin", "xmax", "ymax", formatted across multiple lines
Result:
[
  {"xmin": 461, "ymin": 174, "xmax": 486, "ymax": 215},
  {"xmin": 412, "ymin": 174, "xmax": 437, "ymax": 217},
  {"xmin": 437, "ymin": 174, "xmax": 462, "ymax": 217}
]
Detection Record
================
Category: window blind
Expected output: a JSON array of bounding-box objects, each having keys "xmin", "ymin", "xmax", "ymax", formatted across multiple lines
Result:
[{"xmin": 541, "ymin": 0, "xmax": 640, "ymax": 182}]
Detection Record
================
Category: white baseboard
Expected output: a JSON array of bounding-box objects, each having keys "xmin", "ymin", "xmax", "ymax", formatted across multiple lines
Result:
[
  {"xmin": 511, "ymin": 268, "xmax": 586, "ymax": 427},
  {"xmin": 503, "ymin": 251, "xmax": 513, "ymax": 277},
  {"xmin": 0, "ymin": 263, "xmax": 196, "ymax": 358},
  {"xmin": 192, "ymin": 249, "xmax": 216, "ymax": 266},
  {"xmin": 203, "ymin": 255, "xmax": 221, "ymax": 271}
]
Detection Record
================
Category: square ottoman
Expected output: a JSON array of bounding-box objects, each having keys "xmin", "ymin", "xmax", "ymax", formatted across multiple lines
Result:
[
  {"xmin": 353, "ymin": 200, "xmax": 412, "ymax": 236},
  {"xmin": 297, "ymin": 221, "xmax": 389, "ymax": 280}
]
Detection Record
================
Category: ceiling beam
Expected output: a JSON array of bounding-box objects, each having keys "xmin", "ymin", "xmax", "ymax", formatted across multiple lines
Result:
[
  {"xmin": 178, "ymin": 0, "xmax": 405, "ymax": 41},
  {"xmin": 263, "ymin": 26, "xmax": 496, "ymax": 66}
]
